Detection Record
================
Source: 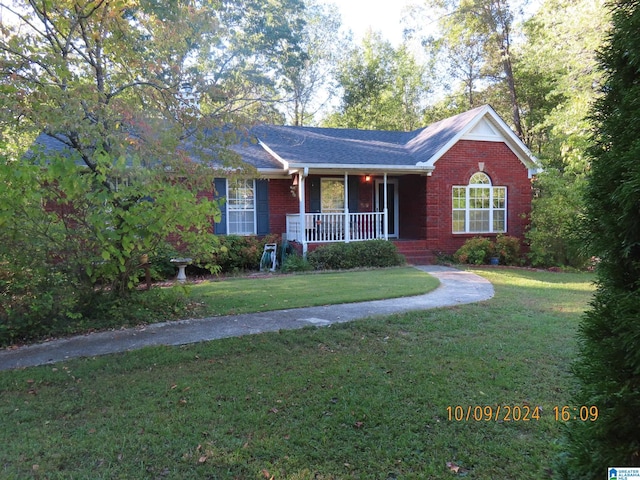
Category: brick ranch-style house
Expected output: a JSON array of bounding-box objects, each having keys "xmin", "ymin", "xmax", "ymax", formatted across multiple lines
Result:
[
  {"xmin": 33, "ymin": 104, "xmax": 541, "ymax": 263},
  {"xmin": 213, "ymin": 105, "xmax": 541, "ymax": 262}
]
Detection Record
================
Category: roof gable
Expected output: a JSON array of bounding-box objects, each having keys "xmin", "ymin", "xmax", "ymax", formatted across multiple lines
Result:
[
  {"xmin": 463, "ymin": 117, "xmax": 501, "ymax": 141},
  {"xmin": 248, "ymin": 105, "xmax": 540, "ymax": 175},
  {"xmin": 412, "ymin": 105, "xmax": 539, "ymax": 173}
]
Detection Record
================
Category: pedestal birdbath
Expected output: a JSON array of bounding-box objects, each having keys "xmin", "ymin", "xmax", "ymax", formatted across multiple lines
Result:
[{"xmin": 170, "ymin": 257, "xmax": 192, "ymax": 283}]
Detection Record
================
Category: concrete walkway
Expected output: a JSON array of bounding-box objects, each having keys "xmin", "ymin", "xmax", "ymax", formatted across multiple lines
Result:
[{"xmin": 0, "ymin": 266, "xmax": 493, "ymax": 371}]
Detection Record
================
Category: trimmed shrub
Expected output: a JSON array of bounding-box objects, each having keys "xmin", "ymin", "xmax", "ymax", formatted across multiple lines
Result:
[
  {"xmin": 307, "ymin": 240, "xmax": 405, "ymax": 270},
  {"xmin": 494, "ymin": 234, "xmax": 522, "ymax": 266},
  {"xmin": 453, "ymin": 237, "xmax": 494, "ymax": 265},
  {"xmin": 454, "ymin": 235, "xmax": 523, "ymax": 266}
]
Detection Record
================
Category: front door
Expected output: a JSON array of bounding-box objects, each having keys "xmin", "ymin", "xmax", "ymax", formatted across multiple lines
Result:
[{"xmin": 376, "ymin": 179, "xmax": 399, "ymax": 238}]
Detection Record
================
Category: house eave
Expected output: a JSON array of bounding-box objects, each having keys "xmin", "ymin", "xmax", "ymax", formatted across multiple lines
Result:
[
  {"xmin": 256, "ymin": 168, "xmax": 293, "ymax": 179},
  {"xmin": 286, "ymin": 162, "xmax": 434, "ymax": 176}
]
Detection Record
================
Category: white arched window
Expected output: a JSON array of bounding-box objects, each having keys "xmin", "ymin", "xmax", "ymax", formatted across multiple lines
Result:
[{"xmin": 452, "ymin": 172, "xmax": 506, "ymax": 233}]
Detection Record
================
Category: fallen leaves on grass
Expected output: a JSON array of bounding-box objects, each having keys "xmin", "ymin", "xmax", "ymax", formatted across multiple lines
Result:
[{"xmin": 446, "ymin": 461, "xmax": 468, "ymax": 475}]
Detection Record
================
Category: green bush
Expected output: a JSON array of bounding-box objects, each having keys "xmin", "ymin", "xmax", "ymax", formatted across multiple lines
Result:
[
  {"xmin": 453, "ymin": 237, "xmax": 495, "ymax": 265},
  {"xmin": 526, "ymin": 171, "xmax": 590, "ymax": 268},
  {"xmin": 494, "ymin": 234, "xmax": 522, "ymax": 266},
  {"xmin": 454, "ymin": 235, "xmax": 524, "ymax": 266},
  {"xmin": 307, "ymin": 240, "xmax": 405, "ymax": 270},
  {"xmin": 78, "ymin": 286, "xmax": 194, "ymax": 328},
  {"xmin": 280, "ymin": 253, "xmax": 312, "ymax": 273},
  {"xmin": 210, "ymin": 235, "xmax": 281, "ymax": 273},
  {"xmin": 146, "ymin": 243, "xmax": 180, "ymax": 281},
  {"xmin": 0, "ymin": 263, "xmax": 84, "ymax": 346},
  {"xmin": 559, "ymin": 2, "xmax": 640, "ymax": 474}
]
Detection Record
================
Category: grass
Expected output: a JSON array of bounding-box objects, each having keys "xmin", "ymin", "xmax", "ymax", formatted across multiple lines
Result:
[
  {"xmin": 0, "ymin": 268, "xmax": 595, "ymax": 479},
  {"xmin": 188, "ymin": 267, "xmax": 441, "ymax": 316}
]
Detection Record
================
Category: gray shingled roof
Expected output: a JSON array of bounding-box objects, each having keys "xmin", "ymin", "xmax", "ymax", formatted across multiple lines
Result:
[
  {"xmin": 242, "ymin": 106, "xmax": 489, "ymax": 170},
  {"xmin": 29, "ymin": 133, "xmax": 84, "ymax": 163},
  {"xmin": 31, "ymin": 105, "xmax": 536, "ymax": 174}
]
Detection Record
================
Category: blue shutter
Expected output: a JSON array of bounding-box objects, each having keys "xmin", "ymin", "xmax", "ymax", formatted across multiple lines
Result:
[
  {"xmin": 213, "ymin": 178, "xmax": 227, "ymax": 234},
  {"xmin": 256, "ymin": 179, "xmax": 269, "ymax": 235},
  {"xmin": 309, "ymin": 177, "xmax": 321, "ymax": 212},
  {"xmin": 348, "ymin": 176, "xmax": 359, "ymax": 213}
]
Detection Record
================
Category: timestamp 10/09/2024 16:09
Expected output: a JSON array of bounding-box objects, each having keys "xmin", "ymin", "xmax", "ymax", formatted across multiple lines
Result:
[{"xmin": 446, "ymin": 405, "xmax": 599, "ymax": 422}]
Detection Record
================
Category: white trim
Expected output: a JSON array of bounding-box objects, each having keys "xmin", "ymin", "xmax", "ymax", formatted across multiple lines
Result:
[
  {"xmin": 283, "ymin": 163, "xmax": 434, "ymax": 173},
  {"xmin": 417, "ymin": 105, "xmax": 539, "ymax": 171},
  {"xmin": 376, "ymin": 177, "xmax": 399, "ymax": 239},
  {"xmin": 257, "ymin": 139, "xmax": 289, "ymax": 170},
  {"xmin": 461, "ymin": 117, "xmax": 502, "ymax": 141}
]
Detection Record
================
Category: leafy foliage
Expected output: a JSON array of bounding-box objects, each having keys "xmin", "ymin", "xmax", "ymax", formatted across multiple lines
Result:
[
  {"xmin": 454, "ymin": 235, "xmax": 523, "ymax": 265},
  {"xmin": 407, "ymin": 0, "xmax": 523, "ymax": 136},
  {"xmin": 493, "ymin": 234, "xmax": 522, "ymax": 266},
  {"xmin": 323, "ymin": 32, "xmax": 429, "ymax": 131},
  {"xmin": 209, "ymin": 235, "xmax": 282, "ymax": 274},
  {"xmin": 0, "ymin": 0, "xmax": 306, "ymax": 338},
  {"xmin": 307, "ymin": 240, "xmax": 405, "ymax": 270},
  {"xmin": 560, "ymin": 0, "xmax": 640, "ymax": 476},
  {"xmin": 453, "ymin": 237, "xmax": 495, "ymax": 265},
  {"xmin": 280, "ymin": 252, "xmax": 313, "ymax": 273},
  {"xmin": 526, "ymin": 171, "xmax": 590, "ymax": 268}
]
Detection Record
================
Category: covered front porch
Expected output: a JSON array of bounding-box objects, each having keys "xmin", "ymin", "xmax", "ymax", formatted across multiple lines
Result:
[
  {"xmin": 286, "ymin": 211, "xmax": 387, "ymax": 244},
  {"xmin": 283, "ymin": 171, "xmax": 427, "ymax": 254}
]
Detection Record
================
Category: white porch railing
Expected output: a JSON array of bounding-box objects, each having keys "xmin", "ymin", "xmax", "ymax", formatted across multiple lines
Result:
[{"xmin": 286, "ymin": 212, "xmax": 385, "ymax": 243}]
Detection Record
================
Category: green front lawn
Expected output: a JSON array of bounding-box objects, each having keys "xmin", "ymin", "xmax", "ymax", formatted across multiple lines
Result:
[
  {"xmin": 0, "ymin": 268, "xmax": 594, "ymax": 479},
  {"xmin": 189, "ymin": 267, "xmax": 440, "ymax": 316}
]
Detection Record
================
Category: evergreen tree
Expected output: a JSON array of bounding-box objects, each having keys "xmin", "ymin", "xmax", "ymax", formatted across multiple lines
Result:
[{"xmin": 561, "ymin": 0, "xmax": 640, "ymax": 476}]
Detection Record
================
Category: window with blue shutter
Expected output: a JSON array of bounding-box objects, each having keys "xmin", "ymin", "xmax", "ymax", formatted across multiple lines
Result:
[{"xmin": 213, "ymin": 178, "xmax": 269, "ymax": 235}]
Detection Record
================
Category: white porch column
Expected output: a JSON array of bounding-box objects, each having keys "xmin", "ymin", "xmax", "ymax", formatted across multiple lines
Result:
[
  {"xmin": 298, "ymin": 172, "xmax": 307, "ymax": 255},
  {"xmin": 344, "ymin": 172, "xmax": 350, "ymax": 243},
  {"xmin": 383, "ymin": 172, "xmax": 389, "ymax": 240}
]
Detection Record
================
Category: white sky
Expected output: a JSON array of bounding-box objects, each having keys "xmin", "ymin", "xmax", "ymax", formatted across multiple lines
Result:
[
  {"xmin": 332, "ymin": 0, "xmax": 413, "ymax": 45},
  {"xmin": 331, "ymin": 0, "xmax": 542, "ymax": 46}
]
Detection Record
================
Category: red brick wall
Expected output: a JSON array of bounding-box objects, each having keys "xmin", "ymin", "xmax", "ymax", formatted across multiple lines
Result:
[
  {"xmin": 426, "ymin": 140, "xmax": 532, "ymax": 254},
  {"xmin": 399, "ymin": 175, "xmax": 428, "ymax": 239},
  {"xmin": 268, "ymin": 178, "xmax": 299, "ymax": 235}
]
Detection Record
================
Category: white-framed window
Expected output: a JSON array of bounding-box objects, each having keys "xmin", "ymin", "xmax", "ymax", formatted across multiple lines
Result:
[
  {"xmin": 228, "ymin": 178, "xmax": 256, "ymax": 235},
  {"xmin": 453, "ymin": 172, "xmax": 506, "ymax": 234},
  {"xmin": 321, "ymin": 178, "xmax": 345, "ymax": 213}
]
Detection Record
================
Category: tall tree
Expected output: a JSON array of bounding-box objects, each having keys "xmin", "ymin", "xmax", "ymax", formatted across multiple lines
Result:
[
  {"xmin": 278, "ymin": 0, "xmax": 348, "ymax": 126},
  {"xmin": 516, "ymin": 0, "xmax": 607, "ymax": 268},
  {"xmin": 517, "ymin": 0, "xmax": 607, "ymax": 170},
  {"xmin": 199, "ymin": 0, "xmax": 308, "ymax": 124},
  {"xmin": 0, "ymin": 0, "xmax": 304, "ymax": 297},
  {"xmin": 408, "ymin": 0, "xmax": 524, "ymax": 137},
  {"xmin": 560, "ymin": 0, "xmax": 640, "ymax": 476},
  {"xmin": 323, "ymin": 31, "xmax": 429, "ymax": 131}
]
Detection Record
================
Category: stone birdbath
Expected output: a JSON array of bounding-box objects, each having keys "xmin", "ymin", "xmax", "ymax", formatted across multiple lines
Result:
[{"xmin": 170, "ymin": 257, "xmax": 192, "ymax": 283}]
